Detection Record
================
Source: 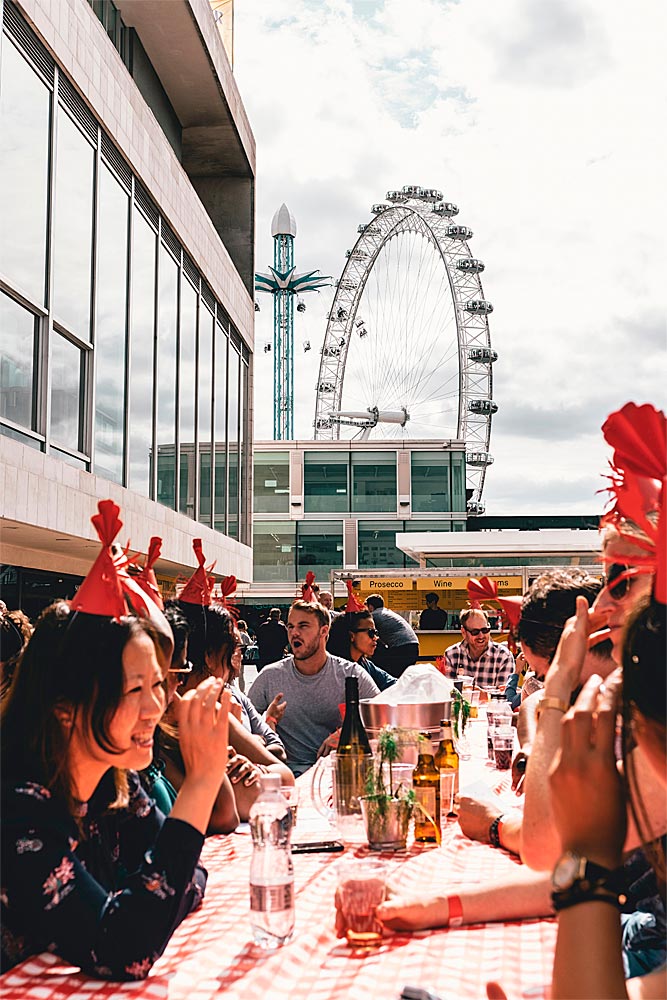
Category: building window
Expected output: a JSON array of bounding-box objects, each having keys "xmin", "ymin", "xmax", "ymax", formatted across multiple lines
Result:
[
  {"xmin": 411, "ymin": 452, "xmax": 452, "ymax": 513},
  {"xmin": 0, "ymin": 37, "xmax": 50, "ymax": 307},
  {"xmin": 213, "ymin": 318, "xmax": 228, "ymax": 533},
  {"xmin": 87, "ymin": 0, "xmax": 130, "ymax": 67},
  {"xmin": 297, "ymin": 521, "xmax": 343, "ymax": 578},
  {"xmin": 227, "ymin": 345, "xmax": 240, "ymax": 539},
  {"xmin": 451, "ymin": 451, "xmax": 466, "ymax": 511},
  {"xmin": 53, "ymin": 108, "xmax": 95, "ymax": 343},
  {"xmin": 94, "ymin": 163, "xmax": 129, "ymax": 484},
  {"xmin": 352, "ymin": 451, "xmax": 397, "ymax": 513},
  {"xmin": 358, "ymin": 521, "xmax": 405, "ymax": 569},
  {"xmin": 0, "ymin": 293, "xmax": 38, "ymax": 433},
  {"xmin": 253, "ymin": 521, "xmax": 296, "ymax": 583},
  {"xmin": 50, "ymin": 333, "xmax": 84, "ymax": 454},
  {"xmin": 178, "ymin": 277, "xmax": 197, "ymax": 517},
  {"xmin": 304, "ymin": 452, "xmax": 349, "ymax": 513},
  {"xmin": 128, "ymin": 206, "xmax": 156, "ymax": 497},
  {"xmin": 254, "ymin": 451, "xmax": 290, "ymax": 514},
  {"xmin": 156, "ymin": 244, "xmax": 178, "ymax": 509},
  {"xmin": 198, "ymin": 302, "xmax": 214, "ymax": 526}
]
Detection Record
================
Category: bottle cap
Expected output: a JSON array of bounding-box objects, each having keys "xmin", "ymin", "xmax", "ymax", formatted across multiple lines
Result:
[{"xmin": 260, "ymin": 773, "xmax": 282, "ymax": 792}]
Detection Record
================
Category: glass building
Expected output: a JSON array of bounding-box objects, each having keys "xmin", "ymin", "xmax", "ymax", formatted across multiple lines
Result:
[
  {"xmin": 249, "ymin": 440, "xmax": 468, "ymax": 596},
  {"xmin": 1, "ymin": 0, "xmax": 254, "ymax": 613}
]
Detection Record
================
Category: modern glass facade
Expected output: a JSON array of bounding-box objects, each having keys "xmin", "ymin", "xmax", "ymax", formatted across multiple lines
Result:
[
  {"xmin": 254, "ymin": 451, "xmax": 290, "ymax": 514},
  {"xmin": 0, "ymin": 9, "xmax": 250, "ymax": 542}
]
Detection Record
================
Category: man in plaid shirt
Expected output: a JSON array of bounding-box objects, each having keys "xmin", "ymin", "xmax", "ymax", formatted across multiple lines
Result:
[{"xmin": 445, "ymin": 607, "xmax": 514, "ymax": 688}]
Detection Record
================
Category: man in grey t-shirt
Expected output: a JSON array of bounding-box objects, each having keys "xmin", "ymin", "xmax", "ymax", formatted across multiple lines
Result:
[
  {"xmin": 248, "ymin": 599, "xmax": 380, "ymax": 776},
  {"xmin": 365, "ymin": 594, "xmax": 420, "ymax": 678}
]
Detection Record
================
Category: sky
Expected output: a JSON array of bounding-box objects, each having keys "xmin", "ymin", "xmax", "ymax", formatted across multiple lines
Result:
[{"xmin": 234, "ymin": 0, "xmax": 666, "ymax": 515}]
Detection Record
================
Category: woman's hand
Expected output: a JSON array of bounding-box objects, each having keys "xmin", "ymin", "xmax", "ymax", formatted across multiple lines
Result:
[
  {"xmin": 548, "ymin": 670, "xmax": 625, "ymax": 869},
  {"xmin": 175, "ymin": 678, "xmax": 230, "ymax": 789},
  {"xmin": 227, "ymin": 748, "xmax": 263, "ymax": 787},
  {"xmin": 543, "ymin": 596, "xmax": 592, "ymax": 700}
]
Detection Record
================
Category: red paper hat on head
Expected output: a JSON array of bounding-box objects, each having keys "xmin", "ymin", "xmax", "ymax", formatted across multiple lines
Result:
[
  {"xmin": 301, "ymin": 571, "xmax": 316, "ymax": 603},
  {"xmin": 179, "ymin": 539, "xmax": 215, "ymax": 606},
  {"xmin": 345, "ymin": 579, "xmax": 365, "ymax": 612},
  {"xmin": 601, "ymin": 402, "xmax": 666, "ymax": 604},
  {"xmin": 213, "ymin": 575, "xmax": 238, "ymax": 619},
  {"xmin": 70, "ymin": 500, "xmax": 127, "ymax": 619},
  {"xmin": 467, "ymin": 576, "xmax": 523, "ymax": 632},
  {"xmin": 135, "ymin": 536, "xmax": 164, "ymax": 610}
]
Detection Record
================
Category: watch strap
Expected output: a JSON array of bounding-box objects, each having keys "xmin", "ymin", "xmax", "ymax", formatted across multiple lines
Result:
[
  {"xmin": 488, "ymin": 814, "xmax": 505, "ymax": 849},
  {"xmin": 536, "ymin": 696, "xmax": 569, "ymax": 721},
  {"xmin": 552, "ymin": 884, "xmax": 626, "ymax": 913}
]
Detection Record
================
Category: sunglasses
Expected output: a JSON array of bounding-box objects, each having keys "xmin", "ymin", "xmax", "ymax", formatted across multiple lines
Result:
[
  {"xmin": 464, "ymin": 626, "xmax": 491, "ymax": 636},
  {"xmin": 168, "ymin": 659, "xmax": 194, "ymax": 684},
  {"xmin": 604, "ymin": 563, "xmax": 638, "ymax": 602},
  {"xmin": 352, "ymin": 628, "xmax": 379, "ymax": 639}
]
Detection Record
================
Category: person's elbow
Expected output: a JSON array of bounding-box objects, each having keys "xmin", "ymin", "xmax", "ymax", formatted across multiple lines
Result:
[{"xmin": 206, "ymin": 780, "xmax": 240, "ymax": 835}]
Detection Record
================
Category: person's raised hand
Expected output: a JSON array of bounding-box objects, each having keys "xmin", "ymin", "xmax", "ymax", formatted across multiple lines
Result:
[
  {"xmin": 265, "ymin": 692, "xmax": 287, "ymax": 727},
  {"xmin": 548, "ymin": 670, "xmax": 625, "ymax": 869},
  {"xmin": 544, "ymin": 595, "xmax": 592, "ymax": 701},
  {"xmin": 226, "ymin": 748, "xmax": 263, "ymax": 787},
  {"xmin": 175, "ymin": 677, "xmax": 230, "ymax": 789}
]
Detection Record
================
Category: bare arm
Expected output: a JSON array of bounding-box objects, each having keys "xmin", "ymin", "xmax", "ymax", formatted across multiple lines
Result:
[{"xmin": 227, "ymin": 714, "xmax": 294, "ymax": 821}]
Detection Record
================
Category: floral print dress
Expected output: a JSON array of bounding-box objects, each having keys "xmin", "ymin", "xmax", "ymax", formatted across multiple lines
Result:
[{"xmin": 1, "ymin": 771, "xmax": 207, "ymax": 980}]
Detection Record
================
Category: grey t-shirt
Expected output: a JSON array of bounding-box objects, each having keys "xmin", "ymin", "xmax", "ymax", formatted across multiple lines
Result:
[
  {"xmin": 247, "ymin": 654, "xmax": 380, "ymax": 776},
  {"xmin": 371, "ymin": 607, "xmax": 418, "ymax": 647}
]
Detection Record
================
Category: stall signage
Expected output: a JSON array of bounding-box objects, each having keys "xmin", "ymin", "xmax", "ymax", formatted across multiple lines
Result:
[
  {"xmin": 416, "ymin": 575, "xmax": 523, "ymax": 591},
  {"xmin": 359, "ymin": 577, "xmax": 414, "ymax": 591}
]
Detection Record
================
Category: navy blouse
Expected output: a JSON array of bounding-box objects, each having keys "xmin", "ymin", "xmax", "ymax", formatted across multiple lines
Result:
[{"xmin": 1, "ymin": 770, "xmax": 206, "ymax": 980}]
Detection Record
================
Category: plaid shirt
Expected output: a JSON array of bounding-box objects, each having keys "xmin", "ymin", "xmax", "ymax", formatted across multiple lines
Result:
[{"xmin": 445, "ymin": 639, "xmax": 515, "ymax": 688}]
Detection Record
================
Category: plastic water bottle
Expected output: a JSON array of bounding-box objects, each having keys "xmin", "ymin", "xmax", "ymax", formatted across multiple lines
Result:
[{"xmin": 249, "ymin": 773, "xmax": 295, "ymax": 949}]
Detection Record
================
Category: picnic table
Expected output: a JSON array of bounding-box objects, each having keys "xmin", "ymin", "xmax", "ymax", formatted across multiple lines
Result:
[{"xmin": 0, "ymin": 717, "xmax": 556, "ymax": 1000}]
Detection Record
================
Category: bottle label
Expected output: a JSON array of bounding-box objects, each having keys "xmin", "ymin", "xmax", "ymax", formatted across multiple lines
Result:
[
  {"xmin": 414, "ymin": 786, "xmax": 436, "ymax": 815},
  {"xmin": 250, "ymin": 882, "xmax": 294, "ymax": 912}
]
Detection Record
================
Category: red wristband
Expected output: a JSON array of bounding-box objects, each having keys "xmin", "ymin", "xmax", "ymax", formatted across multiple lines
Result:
[
  {"xmin": 447, "ymin": 894, "xmax": 463, "ymax": 927},
  {"xmin": 266, "ymin": 715, "xmax": 278, "ymax": 726}
]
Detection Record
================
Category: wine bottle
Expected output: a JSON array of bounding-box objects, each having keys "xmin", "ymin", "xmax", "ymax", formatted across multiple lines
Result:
[
  {"xmin": 335, "ymin": 675, "xmax": 373, "ymax": 818},
  {"xmin": 412, "ymin": 749, "xmax": 440, "ymax": 842},
  {"xmin": 434, "ymin": 719, "xmax": 459, "ymax": 817}
]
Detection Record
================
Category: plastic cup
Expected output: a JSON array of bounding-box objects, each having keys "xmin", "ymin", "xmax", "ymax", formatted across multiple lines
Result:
[
  {"xmin": 281, "ymin": 786, "xmax": 299, "ymax": 828},
  {"xmin": 439, "ymin": 771, "xmax": 457, "ymax": 822},
  {"xmin": 492, "ymin": 726, "xmax": 514, "ymax": 770},
  {"xmin": 336, "ymin": 858, "xmax": 387, "ymax": 948}
]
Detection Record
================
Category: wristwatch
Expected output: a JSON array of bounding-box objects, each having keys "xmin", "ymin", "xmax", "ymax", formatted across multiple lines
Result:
[{"xmin": 551, "ymin": 850, "xmax": 626, "ymax": 912}]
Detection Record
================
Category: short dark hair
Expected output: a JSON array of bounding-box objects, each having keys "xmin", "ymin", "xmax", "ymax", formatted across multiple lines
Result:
[
  {"xmin": 425, "ymin": 592, "xmax": 439, "ymax": 604},
  {"xmin": 460, "ymin": 607, "xmax": 489, "ymax": 627},
  {"xmin": 163, "ymin": 603, "xmax": 190, "ymax": 662},
  {"xmin": 519, "ymin": 569, "xmax": 601, "ymax": 661},
  {"xmin": 290, "ymin": 599, "xmax": 330, "ymax": 629},
  {"xmin": 269, "ymin": 608, "xmax": 281, "ymax": 618},
  {"xmin": 366, "ymin": 594, "xmax": 384, "ymax": 610},
  {"xmin": 327, "ymin": 610, "xmax": 373, "ymax": 659}
]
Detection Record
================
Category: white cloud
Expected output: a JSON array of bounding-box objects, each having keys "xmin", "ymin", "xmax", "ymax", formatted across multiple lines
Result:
[{"xmin": 235, "ymin": 0, "xmax": 666, "ymax": 513}]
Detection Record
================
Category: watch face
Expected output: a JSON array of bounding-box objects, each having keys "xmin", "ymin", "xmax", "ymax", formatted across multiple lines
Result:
[{"xmin": 552, "ymin": 851, "xmax": 582, "ymax": 891}]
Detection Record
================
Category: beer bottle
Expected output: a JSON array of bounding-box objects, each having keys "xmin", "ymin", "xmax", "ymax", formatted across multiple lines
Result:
[
  {"xmin": 412, "ymin": 746, "xmax": 440, "ymax": 842},
  {"xmin": 434, "ymin": 719, "xmax": 459, "ymax": 817},
  {"xmin": 335, "ymin": 676, "xmax": 373, "ymax": 818}
]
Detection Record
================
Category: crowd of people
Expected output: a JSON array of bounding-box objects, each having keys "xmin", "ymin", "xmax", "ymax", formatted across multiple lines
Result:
[{"xmin": 0, "ymin": 401, "xmax": 664, "ymax": 999}]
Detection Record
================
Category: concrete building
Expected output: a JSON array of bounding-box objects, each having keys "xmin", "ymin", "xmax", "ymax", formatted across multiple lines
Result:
[{"xmin": 0, "ymin": 0, "xmax": 254, "ymax": 617}]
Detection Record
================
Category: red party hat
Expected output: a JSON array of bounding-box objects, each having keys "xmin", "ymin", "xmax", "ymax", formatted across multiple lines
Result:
[
  {"xmin": 213, "ymin": 575, "xmax": 238, "ymax": 619},
  {"xmin": 345, "ymin": 579, "xmax": 365, "ymax": 612},
  {"xmin": 179, "ymin": 539, "xmax": 215, "ymax": 606},
  {"xmin": 301, "ymin": 571, "xmax": 316, "ymax": 603},
  {"xmin": 134, "ymin": 536, "xmax": 164, "ymax": 610},
  {"xmin": 70, "ymin": 500, "xmax": 127, "ymax": 619}
]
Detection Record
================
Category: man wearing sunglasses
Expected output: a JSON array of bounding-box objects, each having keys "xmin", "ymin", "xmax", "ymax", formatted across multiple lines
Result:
[{"xmin": 445, "ymin": 607, "xmax": 514, "ymax": 688}]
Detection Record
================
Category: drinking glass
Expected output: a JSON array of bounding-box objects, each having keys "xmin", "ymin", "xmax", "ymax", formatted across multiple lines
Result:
[
  {"xmin": 492, "ymin": 726, "xmax": 515, "ymax": 770},
  {"xmin": 281, "ymin": 786, "xmax": 299, "ymax": 828},
  {"xmin": 336, "ymin": 858, "xmax": 387, "ymax": 948}
]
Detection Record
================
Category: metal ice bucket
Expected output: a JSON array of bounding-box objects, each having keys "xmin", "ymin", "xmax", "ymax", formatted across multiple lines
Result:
[{"xmin": 359, "ymin": 699, "xmax": 452, "ymax": 734}]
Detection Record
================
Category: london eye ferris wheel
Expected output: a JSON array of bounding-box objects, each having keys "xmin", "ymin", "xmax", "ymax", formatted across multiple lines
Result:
[{"xmin": 313, "ymin": 185, "xmax": 497, "ymax": 512}]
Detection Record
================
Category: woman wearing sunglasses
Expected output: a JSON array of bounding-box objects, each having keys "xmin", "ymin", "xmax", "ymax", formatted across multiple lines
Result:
[{"xmin": 327, "ymin": 611, "xmax": 396, "ymax": 691}]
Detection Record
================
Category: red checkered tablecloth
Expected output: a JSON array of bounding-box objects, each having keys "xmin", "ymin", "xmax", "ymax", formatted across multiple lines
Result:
[{"xmin": 0, "ymin": 720, "xmax": 554, "ymax": 1000}]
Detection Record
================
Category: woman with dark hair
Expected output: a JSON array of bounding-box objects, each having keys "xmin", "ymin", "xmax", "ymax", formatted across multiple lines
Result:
[
  {"xmin": 0, "ymin": 600, "xmax": 231, "ymax": 980},
  {"xmin": 327, "ymin": 610, "xmax": 396, "ymax": 691},
  {"xmin": 167, "ymin": 602, "xmax": 293, "ymax": 822}
]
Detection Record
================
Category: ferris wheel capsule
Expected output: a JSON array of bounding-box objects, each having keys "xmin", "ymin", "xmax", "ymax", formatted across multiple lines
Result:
[
  {"xmin": 465, "ymin": 299, "xmax": 494, "ymax": 315},
  {"xmin": 371, "ymin": 203, "xmax": 389, "ymax": 214},
  {"xmin": 457, "ymin": 257, "xmax": 485, "ymax": 273},
  {"xmin": 357, "ymin": 224, "xmax": 368, "ymax": 233},
  {"xmin": 402, "ymin": 184, "xmax": 424, "ymax": 198},
  {"xmin": 467, "ymin": 500, "xmax": 486, "ymax": 515},
  {"xmin": 433, "ymin": 201, "xmax": 459, "ymax": 217},
  {"xmin": 446, "ymin": 224, "xmax": 473, "ymax": 240},
  {"xmin": 386, "ymin": 190, "xmax": 407, "ymax": 203},
  {"xmin": 469, "ymin": 399, "xmax": 498, "ymax": 415},
  {"xmin": 466, "ymin": 451, "xmax": 494, "ymax": 466},
  {"xmin": 468, "ymin": 347, "xmax": 498, "ymax": 364}
]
